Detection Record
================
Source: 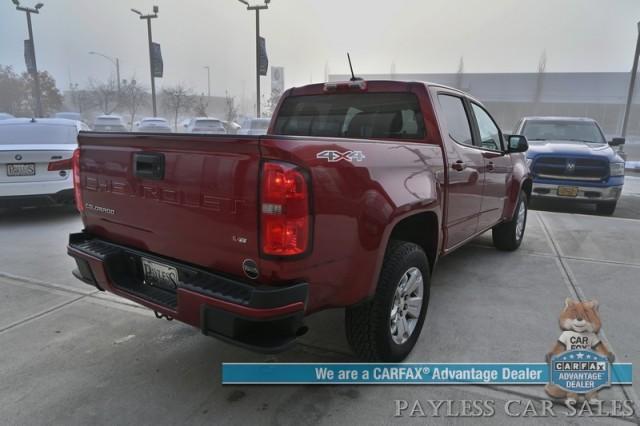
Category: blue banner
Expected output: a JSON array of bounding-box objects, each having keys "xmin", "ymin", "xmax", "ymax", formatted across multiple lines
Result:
[{"xmin": 222, "ymin": 363, "xmax": 633, "ymax": 385}]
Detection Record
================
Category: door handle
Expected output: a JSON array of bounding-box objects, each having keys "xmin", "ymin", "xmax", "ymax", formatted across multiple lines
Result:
[
  {"xmin": 486, "ymin": 161, "xmax": 495, "ymax": 172},
  {"xmin": 134, "ymin": 152, "xmax": 165, "ymax": 180},
  {"xmin": 451, "ymin": 160, "xmax": 466, "ymax": 171}
]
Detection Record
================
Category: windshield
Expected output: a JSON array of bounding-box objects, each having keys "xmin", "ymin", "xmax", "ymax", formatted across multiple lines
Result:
[
  {"xmin": 251, "ymin": 119, "xmax": 270, "ymax": 130},
  {"xmin": 0, "ymin": 124, "xmax": 77, "ymax": 145},
  {"xmin": 95, "ymin": 117, "xmax": 122, "ymax": 124},
  {"xmin": 195, "ymin": 120, "xmax": 223, "ymax": 128},
  {"xmin": 522, "ymin": 120, "xmax": 605, "ymax": 144},
  {"xmin": 273, "ymin": 93, "xmax": 425, "ymax": 140},
  {"xmin": 141, "ymin": 120, "xmax": 168, "ymax": 125}
]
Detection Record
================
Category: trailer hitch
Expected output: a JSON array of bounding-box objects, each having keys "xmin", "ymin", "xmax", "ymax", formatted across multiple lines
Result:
[{"xmin": 154, "ymin": 311, "xmax": 174, "ymax": 321}]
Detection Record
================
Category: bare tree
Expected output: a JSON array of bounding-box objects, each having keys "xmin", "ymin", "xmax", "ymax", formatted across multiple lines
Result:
[
  {"xmin": 162, "ymin": 85, "xmax": 195, "ymax": 130},
  {"xmin": 120, "ymin": 78, "xmax": 149, "ymax": 129},
  {"xmin": 89, "ymin": 78, "xmax": 119, "ymax": 115},
  {"xmin": 534, "ymin": 50, "xmax": 547, "ymax": 112},
  {"xmin": 455, "ymin": 56, "xmax": 465, "ymax": 90},
  {"xmin": 67, "ymin": 83, "xmax": 94, "ymax": 115},
  {"xmin": 193, "ymin": 94, "xmax": 209, "ymax": 117},
  {"xmin": 224, "ymin": 90, "xmax": 238, "ymax": 124}
]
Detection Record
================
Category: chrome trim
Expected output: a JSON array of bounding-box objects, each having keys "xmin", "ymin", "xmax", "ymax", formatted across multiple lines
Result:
[{"xmin": 536, "ymin": 174, "xmax": 603, "ymax": 182}]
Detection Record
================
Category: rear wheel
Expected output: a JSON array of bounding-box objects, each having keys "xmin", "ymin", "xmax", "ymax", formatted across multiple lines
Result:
[
  {"xmin": 492, "ymin": 190, "xmax": 527, "ymax": 251},
  {"xmin": 596, "ymin": 202, "xmax": 616, "ymax": 215},
  {"xmin": 345, "ymin": 241, "xmax": 430, "ymax": 362}
]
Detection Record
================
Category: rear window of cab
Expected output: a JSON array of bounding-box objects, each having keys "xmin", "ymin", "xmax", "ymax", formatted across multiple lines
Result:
[{"xmin": 273, "ymin": 92, "xmax": 425, "ymax": 140}]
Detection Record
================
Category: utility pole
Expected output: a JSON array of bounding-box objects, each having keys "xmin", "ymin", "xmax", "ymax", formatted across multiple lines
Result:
[
  {"xmin": 237, "ymin": 0, "xmax": 270, "ymax": 118},
  {"xmin": 88, "ymin": 51, "xmax": 121, "ymax": 93},
  {"xmin": 12, "ymin": 0, "xmax": 44, "ymax": 117},
  {"xmin": 204, "ymin": 66, "xmax": 211, "ymax": 97},
  {"xmin": 622, "ymin": 21, "xmax": 640, "ymax": 139},
  {"xmin": 132, "ymin": 6, "xmax": 159, "ymax": 116}
]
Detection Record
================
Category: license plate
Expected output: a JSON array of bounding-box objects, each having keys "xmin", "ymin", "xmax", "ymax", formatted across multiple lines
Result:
[
  {"xmin": 7, "ymin": 163, "xmax": 36, "ymax": 176},
  {"xmin": 141, "ymin": 258, "xmax": 180, "ymax": 290},
  {"xmin": 558, "ymin": 186, "xmax": 579, "ymax": 197}
]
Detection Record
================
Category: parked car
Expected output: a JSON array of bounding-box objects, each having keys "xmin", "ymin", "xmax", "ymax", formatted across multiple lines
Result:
[
  {"xmin": 0, "ymin": 113, "xmax": 15, "ymax": 120},
  {"xmin": 514, "ymin": 116, "xmax": 625, "ymax": 215},
  {"xmin": 54, "ymin": 112, "xmax": 82, "ymax": 122},
  {"xmin": 92, "ymin": 115, "xmax": 127, "ymax": 132},
  {"xmin": 0, "ymin": 118, "xmax": 84, "ymax": 209},
  {"xmin": 239, "ymin": 118, "xmax": 271, "ymax": 135},
  {"xmin": 136, "ymin": 117, "xmax": 172, "ymax": 133},
  {"xmin": 68, "ymin": 80, "xmax": 531, "ymax": 361},
  {"xmin": 183, "ymin": 117, "xmax": 227, "ymax": 134}
]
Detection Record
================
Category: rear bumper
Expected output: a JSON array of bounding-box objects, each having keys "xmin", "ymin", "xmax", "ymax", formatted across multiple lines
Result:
[
  {"xmin": 0, "ymin": 188, "xmax": 74, "ymax": 208},
  {"xmin": 0, "ymin": 177, "xmax": 73, "ymax": 197},
  {"xmin": 67, "ymin": 232, "xmax": 308, "ymax": 353}
]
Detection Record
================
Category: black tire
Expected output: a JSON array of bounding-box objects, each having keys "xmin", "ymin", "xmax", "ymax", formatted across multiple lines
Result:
[
  {"xmin": 492, "ymin": 190, "xmax": 527, "ymax": 251},
  {"xmin": 345, "ymin": 240, "xmax": 430, "ymax": 362},
  {"xmin": 596, "ymin": 202, "xmax": 616, "ymax": 215}
]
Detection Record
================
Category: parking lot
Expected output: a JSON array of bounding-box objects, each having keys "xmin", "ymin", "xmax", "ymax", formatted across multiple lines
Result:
[{"xmin": 0, "ymin": 174, "xmax": 637, "ymax": 425}]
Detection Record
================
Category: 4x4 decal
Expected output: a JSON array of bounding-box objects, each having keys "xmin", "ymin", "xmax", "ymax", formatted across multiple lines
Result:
[{"xmin": 316, "ymin": 150, "xmax": 366, "ymax": 163}]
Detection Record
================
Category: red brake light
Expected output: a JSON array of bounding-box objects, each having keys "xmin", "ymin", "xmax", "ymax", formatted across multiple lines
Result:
[
  {"xmin": 47, "ymin": 158, "xmax": 72, "ymax": 171},
  {"xmin": 72, "ymin": 148, "xmax": 83, "ymax": 213},
  {"xmin": 323, "ymin": 80, "xmax": 367, "ymax": 92},
  {"xmin": 261, "ymin": 161, "xmax": 310, "ymax": 256}
]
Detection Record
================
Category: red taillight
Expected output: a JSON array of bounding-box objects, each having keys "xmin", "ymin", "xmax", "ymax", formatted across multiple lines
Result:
[
  {"xmin": 261, "ymin": 161, "xmax": 310, "ymax": 256},
  {"xmin": 72, "ymin": 148, "xmax": 83, "ymax": 213},
  {"xmin": 47, "ymin": 158, "xmax": 72, "ymax": 171}
]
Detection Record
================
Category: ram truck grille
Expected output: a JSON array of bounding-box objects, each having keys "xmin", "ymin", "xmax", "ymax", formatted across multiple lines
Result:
[{"xmin": 532, "ymin": 157, "xmax": 608, "ymax": 181}]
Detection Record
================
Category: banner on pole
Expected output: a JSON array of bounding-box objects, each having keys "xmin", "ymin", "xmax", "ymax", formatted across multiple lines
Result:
[
  {"xmin": 258, "ymin": 37, "xmax": 269, "ymax": 76},
  {"xmin": 151, "ymin": 42, "xmax": 163, "ymax": 78}
]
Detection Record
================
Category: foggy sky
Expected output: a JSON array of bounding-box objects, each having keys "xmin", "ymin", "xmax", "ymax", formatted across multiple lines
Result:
[{"xmin": 1, "ymin": 0, "xmax": 639, "ymax": 104}]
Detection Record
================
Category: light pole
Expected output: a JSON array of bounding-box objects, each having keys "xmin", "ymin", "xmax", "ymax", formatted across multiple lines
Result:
[
  {"xmin": 237, "ymin": 0, "xmax": 270, "ymax": 118},
  {"xmin": 131, "ymin": 6, "xmax": 159, "ymax": 117},
  {"xmin": 621, "ymin": 21, "xmax": 640, "ymax": 140},
  {"xmin": 204, "ymin": 66, "xmax": 211, "ymax": 97},
  {"xmin": 88, "ymin": 51, "xmax": 121, "ymax": 94},
  {"xmin": 12, "ymin": 0, "xmax": 44, "ymax": 117}
]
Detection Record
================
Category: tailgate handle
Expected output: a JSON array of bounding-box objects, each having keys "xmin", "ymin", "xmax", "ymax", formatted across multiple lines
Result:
[{"xmin": 134, "ymin": 152, "xmax": 165, "ymax": 180}]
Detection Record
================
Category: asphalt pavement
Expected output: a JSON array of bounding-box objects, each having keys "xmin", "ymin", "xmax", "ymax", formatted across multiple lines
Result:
[{"xmin": 0, "ymin": 191, "xmax": 639, "ymax": 424}]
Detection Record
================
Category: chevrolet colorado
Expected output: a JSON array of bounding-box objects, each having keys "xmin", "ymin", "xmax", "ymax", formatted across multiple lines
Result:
[{"xmin": 68, "ymin": 80, "xmax": 531, "ymax": 361}]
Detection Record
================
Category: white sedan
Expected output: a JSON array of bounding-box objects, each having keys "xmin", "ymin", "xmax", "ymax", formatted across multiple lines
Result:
[{"xmin": 0, "ymin": 118, "xmax": 85, "ymax": 209}]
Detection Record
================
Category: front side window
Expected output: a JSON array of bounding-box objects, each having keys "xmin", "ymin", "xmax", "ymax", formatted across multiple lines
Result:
[
  {"xmin": 437, "ymin": 94, "xmax": 473, "ymax": 146},
  {"xmin": 471, "ymin": 103, "xmax": 502, "ymax": 151},
  {"xmin": 273, "ymin": 92, "xmax": 425, "ymax": 140}
]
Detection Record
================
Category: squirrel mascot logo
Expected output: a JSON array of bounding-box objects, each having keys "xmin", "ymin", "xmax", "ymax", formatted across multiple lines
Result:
[{"xmin": 545, "ymin": 298, "xmax": 615, "ymax": 402}]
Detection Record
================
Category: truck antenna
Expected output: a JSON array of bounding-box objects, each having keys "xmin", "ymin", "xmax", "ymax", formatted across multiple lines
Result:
[{"xmin": 347, "ymin": 53, "xmax": 361, "ymax": 81}]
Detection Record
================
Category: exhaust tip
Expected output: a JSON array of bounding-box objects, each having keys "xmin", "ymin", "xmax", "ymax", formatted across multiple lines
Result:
[{"xmin": 295, "ymin": 326, "xmax": 309, "ymax": 337}]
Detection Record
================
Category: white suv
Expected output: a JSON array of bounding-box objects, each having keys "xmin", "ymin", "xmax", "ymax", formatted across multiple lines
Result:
[{"xmin": 0, "ymin": 118, "xmax": 85, "ymax": 209}]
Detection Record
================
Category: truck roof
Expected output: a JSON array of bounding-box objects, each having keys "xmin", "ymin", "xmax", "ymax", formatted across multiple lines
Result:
[{"xmin": 285, "ymin": 80, "xmax": 483, "ymax": 105}]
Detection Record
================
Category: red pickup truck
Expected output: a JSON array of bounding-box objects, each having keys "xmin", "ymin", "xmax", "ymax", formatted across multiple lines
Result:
[{"xmin": 68, "ymin": 80, "xmax": 531, "ymax": 361}]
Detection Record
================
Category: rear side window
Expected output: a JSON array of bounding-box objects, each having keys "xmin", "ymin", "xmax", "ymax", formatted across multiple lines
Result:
[
  {"xmin": 437, "ymin": 95, "xmax": 473, "ymax": 146},
  {"xmin": 273, "ymin": 93, "xmax": 425, "ymax": 140}
]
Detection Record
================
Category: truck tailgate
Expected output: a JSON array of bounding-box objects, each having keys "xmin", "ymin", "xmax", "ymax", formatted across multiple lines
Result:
[{"xmin": 78, "ymin": 133, "xmax": 261, "ymax": 278}]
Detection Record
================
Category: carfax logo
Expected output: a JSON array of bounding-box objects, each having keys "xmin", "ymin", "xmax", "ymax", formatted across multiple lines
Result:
[
  {"xmin": 545, "ymin": 298, "xmax": 615, "ymax": 402},
  {"xmin": 550, "ymin": 350, "xmax": 610, "ymax": 394}
]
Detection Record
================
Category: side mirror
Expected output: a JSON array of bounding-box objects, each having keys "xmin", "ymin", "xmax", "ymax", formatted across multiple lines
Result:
[
  {"xmin": 609, "ymin": 137, "xmax": 625, "ymax": 146},
  {"xmin": 508, "ymin": 135, "xmax": 529, "ymax": 153}
]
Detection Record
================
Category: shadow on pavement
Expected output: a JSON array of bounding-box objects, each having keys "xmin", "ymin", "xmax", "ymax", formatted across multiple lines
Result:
[
  {"xmin": 0, "ymin": 205, "xmax": 78, "ymax": 225},
  {"xmin": 530, "ymin": 195, "xmax": 640, "ymax": 220}
]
